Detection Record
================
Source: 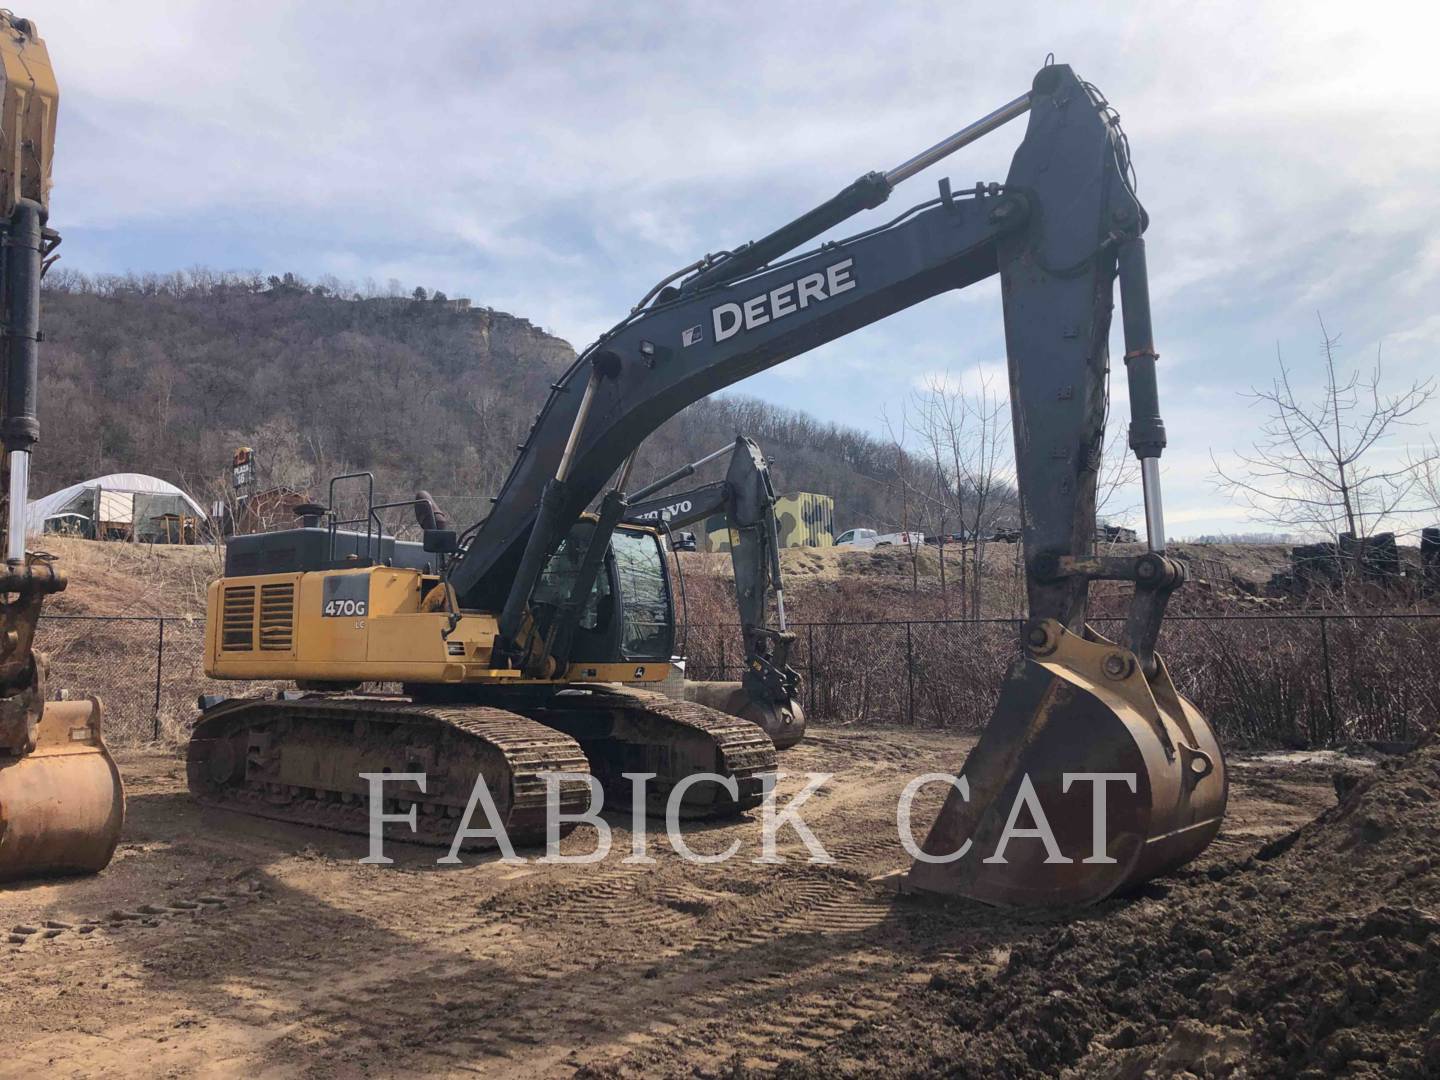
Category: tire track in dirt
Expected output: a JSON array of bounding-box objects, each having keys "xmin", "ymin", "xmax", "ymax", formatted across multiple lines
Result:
[
  {"xmin": 243, "ymin": 765, "xmax": 939, "ymax": 1072},
  {"xmin": 313, "ymin": 817, "xmax": 956, "ymax": 1077},
  {"xmin": 259, "ymin": 865, "xmax": 875, "ymax": 1068},
  {"xmin": 571, "ymin": 885, "xmax": 999, "ymax": 1075},
  {"xmin": 234, "ymin": 807, "xmax": 919, "ymax": 1073}
]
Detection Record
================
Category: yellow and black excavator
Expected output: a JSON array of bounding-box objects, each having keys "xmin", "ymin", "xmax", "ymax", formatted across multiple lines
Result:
[
  {"xmin": 0, "ymin": 13, "xmax": 125, "ymax": 883},
  {"xmin": 192, "ymin": 62, "xmax": 1226, "ymax": 906}
]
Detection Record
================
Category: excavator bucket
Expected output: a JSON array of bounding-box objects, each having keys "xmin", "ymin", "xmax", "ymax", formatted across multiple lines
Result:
[
  {"xmin": 684, "ymin": 680, "xmax": 806, "ymax": 750},
  {"xmin": 0, "ymin": 697, "xmax": 124, "ymax": 883},
  {"xmin": 905, "ymin": 621, "xmax": 1226, "ymax": 907}
]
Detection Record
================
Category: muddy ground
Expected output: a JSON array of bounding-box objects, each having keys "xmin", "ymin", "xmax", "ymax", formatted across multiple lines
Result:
[{"xmin": 0, "ymin": 727, "xmax": 1373, "ymax": 1078}]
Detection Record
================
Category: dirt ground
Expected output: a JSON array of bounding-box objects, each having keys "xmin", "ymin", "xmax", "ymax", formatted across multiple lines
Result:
[
  {"xmin": 0, "ymin": 725, "xmax": 1355, "ymax": 1079},
  {"xmin": 790, "ymin": 738, "xmax": 1440, "ymax": 1079}
]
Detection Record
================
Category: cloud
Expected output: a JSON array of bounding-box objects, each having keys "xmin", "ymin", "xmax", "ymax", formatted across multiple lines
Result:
[
  {"xmin": 30, "ymin": 1, "xmax": 1440, "ymax": 537},
  {"xmin": 1164, "ymin": 505, "xmax": 1250, "ymax": 526},
  {"xmin": 911, "ymin": 361, "xmax": 1009, "ymax": 398},
  {"xmin": 1391, "ymin": 313, "xmax": 1440, "ymax": 351}
]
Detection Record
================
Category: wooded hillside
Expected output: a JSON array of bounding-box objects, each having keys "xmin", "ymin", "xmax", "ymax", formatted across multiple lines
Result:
[{"xmin": 36, "ymin": 269, "xmax": 936, "ymax": 532}]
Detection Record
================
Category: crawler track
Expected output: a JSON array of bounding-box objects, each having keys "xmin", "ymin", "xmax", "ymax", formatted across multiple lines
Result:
[
  {"xmin": 186, "ymin": 696, "xmax": 592, "ymax": 849},
  {"xmin": 524, "ymin": 684, "xmax": 778, "ymax": 816}
]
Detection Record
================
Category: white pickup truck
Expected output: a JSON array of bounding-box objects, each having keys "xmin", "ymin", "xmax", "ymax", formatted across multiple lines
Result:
[{"xmin": 834, "ymin": 527, "xmax": 925, "ymax": 550}]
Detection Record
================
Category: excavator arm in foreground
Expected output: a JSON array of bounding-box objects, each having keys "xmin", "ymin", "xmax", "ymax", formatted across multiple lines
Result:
[
  {"xmin": 444, "ymin": 61, "xmax": 1226, "ymax": 906},
  {"xmin": 0, "ymin": 12, "xmax": 124, "ymax": 883},
  {"xmin": 623, "ymin": 437, "xmax": 804, "ymax": 748}
]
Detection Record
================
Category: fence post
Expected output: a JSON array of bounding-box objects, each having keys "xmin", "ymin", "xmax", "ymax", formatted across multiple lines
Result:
[
  {"xmin": 153, "ymin": 616, "xmax": 166, "ymax": 741},
  {"xmin": 807, "ymin": 622, "xmax": 816, "ymax": 718},
  {"xmin": 1319, "ymin": 615, "xmax": 1337, "ymax": 743},
  {"xmin": 719, "ymin": 638, "xmax": 727, "ymax": 680},
  {"xmin": 905, "ymin": 622, "xmax": 915, "ymax": 726}
]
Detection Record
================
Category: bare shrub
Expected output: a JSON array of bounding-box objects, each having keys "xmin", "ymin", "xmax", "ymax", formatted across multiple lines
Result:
[{"xmin": 686, "ymin": 606, "xmax": 1439, "ymax": 746}]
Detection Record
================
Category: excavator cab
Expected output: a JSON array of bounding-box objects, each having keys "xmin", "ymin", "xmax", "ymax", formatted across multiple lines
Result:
[{"xmin": 530, "ymin": 521, "xmax": 675, "ymax": 667}]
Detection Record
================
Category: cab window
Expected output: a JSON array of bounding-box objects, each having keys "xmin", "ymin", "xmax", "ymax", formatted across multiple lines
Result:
[
  {"xmin": 533, "ymin": 525, "xmax": 610, "ymax": 632},
  {"xmin": 610, "ymin": 528, "xmax": 674, "ymax": 659}
]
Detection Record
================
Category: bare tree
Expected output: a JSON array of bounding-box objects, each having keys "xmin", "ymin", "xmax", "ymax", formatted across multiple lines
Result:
[
  {"xmin": 903, "ymin": 376, "xmax": 966, "ymax": 614},
  {"xmin": 905, "ymin": 372, "xmax": 1016, "ymax": 617},
  {"xmin": 1412, "ymin": 437, "xmax": 1440, "ymax": 519},
  {"xmin": 881, "ymin": 403, "xmax": 923, "ymax": 593},
  {"xmin": 1095, "ymin": 416, "xmax": 1141, "ymax": 545},
  {"xmin": 1212, "ymin": 314, "xmax": 1438, "ymax": 540}
]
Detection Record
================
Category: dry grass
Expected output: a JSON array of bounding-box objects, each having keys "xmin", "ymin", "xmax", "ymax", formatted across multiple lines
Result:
[
  {"xmin": 676, "ymin": 540, "xmax": 1299, "ymax": 626},
  {"xmin": 678, "ymin": 544, "xmax": 1029, "ymax": 623},
  {"xmin": 676, "ymin": 544, "xmax": 1440, "ymax": 747},
  {"xmin": 35, "ymin": 535, "xmax": 218, "ymax": 617},
  {"xmin": 26, "ymin": 538, "xmax": 220, "ymax": 746},
  {"xmin": 684, "ymin": 612, "xmax": 1440, "ymax": 747}
]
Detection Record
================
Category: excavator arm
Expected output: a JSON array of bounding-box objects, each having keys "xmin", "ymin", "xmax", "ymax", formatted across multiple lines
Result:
[
  {"xmin": 454, "ymin": 65, "xmax": 1172, "ymax": 665},
  {"xmin": 623, "ymin": 437, "xmax": 804, "ymax": 748},
  {"xmin": 0, "ymin": 12, "xmax": 123, "ymax": 883}
]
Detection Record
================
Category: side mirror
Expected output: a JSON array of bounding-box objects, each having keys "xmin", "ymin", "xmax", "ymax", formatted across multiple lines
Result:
[{"xmin": 423, "ymin": 528, "xmax": 459, "ymax": 554}]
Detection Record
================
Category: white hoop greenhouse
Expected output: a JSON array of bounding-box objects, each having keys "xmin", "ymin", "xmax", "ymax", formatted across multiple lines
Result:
[{"xmin": 25, "ymin": 473, "xmax": 207, "ymax": 543}]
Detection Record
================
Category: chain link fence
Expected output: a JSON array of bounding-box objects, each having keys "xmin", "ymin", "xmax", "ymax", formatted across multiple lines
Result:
[
  {"xmin": 684, "ymin": 612, "xmax": 1440, "ymax": 747},
  {"xmin": 35, "ymin": 611, "xmax": 1440, "ymax": 748},
  {"xmin": 35, "ymin": 616, "xmax": 275, "ymax": 744}
]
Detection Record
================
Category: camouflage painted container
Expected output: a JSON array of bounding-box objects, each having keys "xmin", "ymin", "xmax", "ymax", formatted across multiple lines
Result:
[{"xmin": 699, "ymin": 492, "xmax": 833, "ymax": 552}]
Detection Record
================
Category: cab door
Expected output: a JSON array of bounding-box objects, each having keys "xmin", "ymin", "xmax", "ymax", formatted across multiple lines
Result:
[{"xmin": 609, "ymin": 527, "xmax": 675, "ymax": 661}]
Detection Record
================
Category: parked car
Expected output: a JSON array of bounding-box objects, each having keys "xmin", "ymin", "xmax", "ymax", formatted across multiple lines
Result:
[
  {"xmin": 834, "ymin": 527, "xmax": 925, "ymax": 550},
  {"xmin": 669, "ymin": 531, "xmax": 698, "ymax": 552}
]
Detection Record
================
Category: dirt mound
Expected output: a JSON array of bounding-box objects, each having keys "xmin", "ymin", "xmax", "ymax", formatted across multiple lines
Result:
[{"xmin": 781, "ymin": 742, "xmax": 1440, "ymax": 1079}]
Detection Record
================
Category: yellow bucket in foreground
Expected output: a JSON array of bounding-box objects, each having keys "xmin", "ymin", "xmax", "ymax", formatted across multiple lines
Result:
[
  {"xmin": 906, "ymin": 621, "xmax": 1227, "ymax": 908},
  {"xmin": 0, "ymin": 697, "xmax": 125, "ymax": 883}
]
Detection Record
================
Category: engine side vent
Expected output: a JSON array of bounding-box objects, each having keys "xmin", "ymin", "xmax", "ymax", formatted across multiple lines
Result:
[
  {"xmin": 258, "ymin": 582, "xmax": 296, "ymax": 651},
  {"xmin": 221, "ymin": 586, "xmax": 256, "ymax": 651}
]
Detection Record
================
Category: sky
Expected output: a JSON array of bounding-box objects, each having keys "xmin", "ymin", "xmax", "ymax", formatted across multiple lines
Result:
[{"xmin": 32, "ymin": 1, "xmax": 1440, "ymax": 538}]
